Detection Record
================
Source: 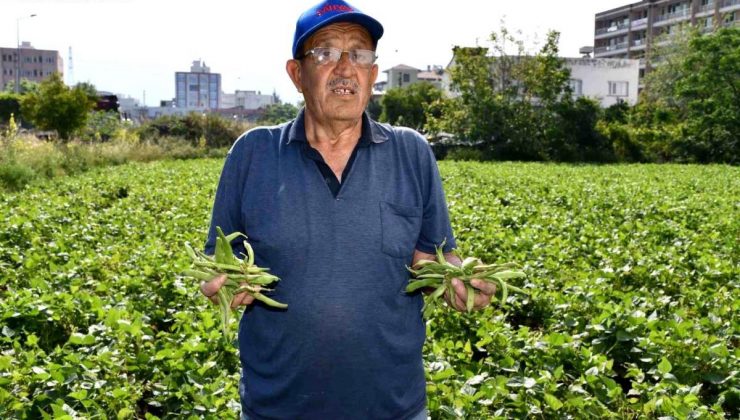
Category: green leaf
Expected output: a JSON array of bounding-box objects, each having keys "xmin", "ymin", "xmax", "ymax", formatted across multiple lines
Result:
[
  {"xmin": 657, "ymin": 357, "xmax": 672, "ymax": 375},
  {"xmin": 68, "ymin": 333, "xmax": 95, "ymax": 346},
  {"xmin": 544, "ymin": 393, "xmax": 563, "ymax": 411},
  {"xmin": 68, "ymin": 390, "xmax": 87, "ymax": 400}
]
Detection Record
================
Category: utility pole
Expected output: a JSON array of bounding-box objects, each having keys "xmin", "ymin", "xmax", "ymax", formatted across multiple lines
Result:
[{"xmin": 15, "ymin": 13, "xmax": 37, "ymax": 94}]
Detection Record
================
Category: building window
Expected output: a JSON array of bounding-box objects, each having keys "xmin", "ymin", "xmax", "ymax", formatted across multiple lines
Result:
[
  {"xmin": 569, "ymin": 79, "xmax": 583, "ymax": 96},
  {"xmin": 403, "ymin": 73, "xmax": 410, "ymax": 82},
  {"xmin": 608, "ymin": 81, "xmax": 629, "ymax": 96}
]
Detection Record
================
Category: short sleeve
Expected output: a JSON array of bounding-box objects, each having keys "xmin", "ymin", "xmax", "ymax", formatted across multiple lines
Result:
[
  {"xmin": 412, "ymin": 133, "xmax": 457, "ymax": 254},
  {"xmin": 204, "ymin": 133, "xmax": 252, "ymax": 257}
]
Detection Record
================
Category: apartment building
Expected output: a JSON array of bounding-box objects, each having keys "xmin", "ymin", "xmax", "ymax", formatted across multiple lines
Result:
[
  {"xmin": 175, "ymin": 60, "xmax": 221, "ymax": 109},
  {"xmin": 594, "ymin": 0, "xmax": 740, "ymax": 84},
  {"xmin": 0, "ymin": 42, "xmax": 63, "ymax": 90}
]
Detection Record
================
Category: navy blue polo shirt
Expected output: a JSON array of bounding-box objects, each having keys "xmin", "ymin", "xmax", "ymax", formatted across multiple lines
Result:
[{"xmin": 204, "ymin": 109, "xmax": 456, "ymax": 420}]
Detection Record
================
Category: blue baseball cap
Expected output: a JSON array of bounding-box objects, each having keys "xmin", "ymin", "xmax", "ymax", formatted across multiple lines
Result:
[{"xmin": 292, "ymin": 0, "xmax": 384, "ymax": 59}]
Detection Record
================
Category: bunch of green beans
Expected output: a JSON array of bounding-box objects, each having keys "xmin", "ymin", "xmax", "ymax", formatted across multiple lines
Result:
[
  {"xmin": 183, "ymin": 227, "xmax": 287, "ymax": 336},
  {"xmin": 406, "ymin": 244, "xmax": 526, "ymax": 317}
]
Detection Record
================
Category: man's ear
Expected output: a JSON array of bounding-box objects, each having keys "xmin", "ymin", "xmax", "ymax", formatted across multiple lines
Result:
[{"xmin": 286, "ymin": 59, "xmax": 303, "ymax": 93}]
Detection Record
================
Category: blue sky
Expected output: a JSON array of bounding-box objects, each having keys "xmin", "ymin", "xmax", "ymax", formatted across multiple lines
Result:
[{"xmin": 2, "ymin": 0, "xmax": 630, "ymax": 106}]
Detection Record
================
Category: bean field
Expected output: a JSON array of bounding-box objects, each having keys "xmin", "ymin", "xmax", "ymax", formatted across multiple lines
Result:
[{"xmin": 1, "ymin": 159, "xmax": 738, "ymax": 419}]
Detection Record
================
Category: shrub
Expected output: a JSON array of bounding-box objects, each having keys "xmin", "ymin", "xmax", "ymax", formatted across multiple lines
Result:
[
  {"xmin": 137, "ymin": 113, "xmax": 250, "ymax": 148},
  {"xmin": 0, "ymin": 161, "xmax": 35, "ymax": 190},
  {"xmin": 444, "ymin": 147, "xmax": 486, "ymax": 161}
]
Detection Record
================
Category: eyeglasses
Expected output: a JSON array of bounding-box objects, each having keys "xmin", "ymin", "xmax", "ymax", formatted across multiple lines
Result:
[{"xmin": 301, "ymin": 47, "xmax": 377, "ymax": 68}]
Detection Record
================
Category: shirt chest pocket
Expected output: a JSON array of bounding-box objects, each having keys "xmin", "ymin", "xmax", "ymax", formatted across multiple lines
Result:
[{"xmin": 379, "ymin": 201, "xmax": 422, "ymax": 259}]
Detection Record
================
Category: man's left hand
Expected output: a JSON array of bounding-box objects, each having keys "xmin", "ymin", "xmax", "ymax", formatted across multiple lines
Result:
[{"xmin": 412, "ymin": 249, "xmax": 497, "ymax": 312}]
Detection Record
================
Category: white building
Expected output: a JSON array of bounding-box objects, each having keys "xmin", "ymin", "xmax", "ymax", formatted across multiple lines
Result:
[
  {"xmin": 566, "ymin": 57, "xmax": 640, "ymax": 106},
  {"xmin": 444, "ymin": 47, "xmax": 639, "ymax": 107},
  {"xmin": 221, "ymin": 90, "xmax": 275, "ymax": 110}
]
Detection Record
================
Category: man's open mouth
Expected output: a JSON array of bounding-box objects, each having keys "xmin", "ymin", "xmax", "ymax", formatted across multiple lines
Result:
[{"xmin": 332, "ymin": 87, "xmax": 356, "ymax": 95}]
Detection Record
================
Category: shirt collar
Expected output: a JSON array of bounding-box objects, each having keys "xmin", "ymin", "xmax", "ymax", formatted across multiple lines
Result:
[{"xmin": 287, "ymin": 107, "xmax": 389, "ymax": 145}]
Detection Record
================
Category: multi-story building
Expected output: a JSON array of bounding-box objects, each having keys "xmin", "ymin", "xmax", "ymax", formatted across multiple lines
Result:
[
  {"xmin": 175, "ymin": 60, "xmax": 221, "ymax": 109},
  {"xmin": 0, "ymin": 42, "xmax": 63, "ymax": 90},
  {"xmin": 594, "ymin": 0, "xmax": 740, "ymax": 86}
]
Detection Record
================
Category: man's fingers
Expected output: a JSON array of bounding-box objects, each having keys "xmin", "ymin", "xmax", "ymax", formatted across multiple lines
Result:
[
  {"xmin": 470, "ymin": 279, "xmax": 496, "ymax": 310},
  {"xmin": 450, "ymin": 279, "xmax": 467, "ymax": 311},
  {"xmin": 231, "ymin": 283, "xmax": 259, "ymax": 308},
  {"xmin": 200, "ymin": 274, "xmax": 227, "ymax": 298},
  {"xmin": 471, "ymin": 279, "xmax": 496, "ymax": 297}
]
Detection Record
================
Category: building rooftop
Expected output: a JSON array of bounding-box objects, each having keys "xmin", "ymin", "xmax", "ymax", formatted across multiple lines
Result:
[{"xmin": 383, "ymin": 64, "xmax": 420, "ymax": 72}]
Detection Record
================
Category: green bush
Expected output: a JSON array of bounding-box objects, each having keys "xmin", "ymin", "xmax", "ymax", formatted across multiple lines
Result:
[
  {"xmin": 0, "ymin": 93, "xmax": 22, "ymax": 126},
  {"xmin": 137, "ymin": 113, "xmax": 250, "ymax": 148},
  {"xmin": 444, "ymin": 146, "xmax": 485, "ymax": 161},
  {"xmin": 597, "ymin": 121, "xmax": 643, "ymax": 162},
  {"xmin": 0, "ymin": 161, "xmax": 35, "ymax": 190},
  {"xmin": 0, "ymin": 134, "xmax": 226, "ymax": 192}
]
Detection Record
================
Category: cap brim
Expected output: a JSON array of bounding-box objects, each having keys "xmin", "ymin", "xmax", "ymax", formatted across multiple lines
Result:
[{"xmin": 293, "ymin": 13, "xmax": 384, "ymax": 58}]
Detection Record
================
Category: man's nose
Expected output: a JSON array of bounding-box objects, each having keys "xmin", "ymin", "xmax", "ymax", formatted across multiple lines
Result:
[{"xmin": 333, "ymin": 51, "xmax": 354, "ymax": 75}]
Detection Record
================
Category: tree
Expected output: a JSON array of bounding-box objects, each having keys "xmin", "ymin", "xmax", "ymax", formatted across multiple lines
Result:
[
  {"xmin": 0, "ymin": 92, "xmax": 22, "ymax": 126},
  {"xmin": 3, "ymin": 79, "xmax": 39, "ymax": 95},
  {"xmin": 258, "ymin": 103, "xmax": 299, "ymax": 125},
  {"xmin": 365, "ymin": 98, "xmax": 382, "ymax": 120},
  {"xmin": 636, "ymin": 26, "xmax": 739, "ymax": 163},
  {"xmin": 379, "ymin": 82, "xmax": 442, "ymax": 130},
  {"xmin": 19, "ymin": 73, "xmax": 95, "ymax": 140},
  {"xmin": 425, "ymin": 45, "xmax": 504, "ymax": 148},
  {"xmin": 427, "ymin": 28, "xmax": 600, "ymax": 161}
]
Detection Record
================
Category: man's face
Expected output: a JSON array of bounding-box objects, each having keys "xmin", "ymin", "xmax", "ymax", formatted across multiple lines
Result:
[{"xmin": 288, "ymin": 22, "xmax": 379, "ymax": 123}]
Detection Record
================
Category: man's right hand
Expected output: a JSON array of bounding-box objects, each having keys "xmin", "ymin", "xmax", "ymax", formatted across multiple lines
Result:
[{"xmin": 199, "ymin": 274, "xmax": 257, "ymax": 308}]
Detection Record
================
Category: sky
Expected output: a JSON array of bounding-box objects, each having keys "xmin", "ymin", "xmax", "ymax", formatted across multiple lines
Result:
[{"xmin": 1, "ymin": 0, "xmax": 632, "ymax": 106}]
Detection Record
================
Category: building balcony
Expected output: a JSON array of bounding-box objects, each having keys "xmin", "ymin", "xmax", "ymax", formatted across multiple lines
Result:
[
  {"xmin": 595, "ymin": 22, "xmax": 630, "ymax": 38},
  {"xmin": 721, "ymin": 0, "xmax": 739, "ymax": 9},
  {"xmin": 699, "ymin": 2, "xmax": 716, "ymax": 13},
  {"xmin": 653, "ymin": 9, "xmax": 691, "ymax": 25},
  {"xmin": 631, "ymin": 39, "xmax": 647, "ymax": 49},
  {"xmin": 631, "ymin": 17, "xmax": 648, "ymax": 28},
  {"xmin": 594, "ymin": 42, "xmax": 629, "ymax": 56}
]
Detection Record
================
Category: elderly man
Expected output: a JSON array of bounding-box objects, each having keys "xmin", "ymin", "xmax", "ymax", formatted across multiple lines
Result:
[{"xmin": 200, "ymin": 1, "xmax": 496, "ymax": 419}]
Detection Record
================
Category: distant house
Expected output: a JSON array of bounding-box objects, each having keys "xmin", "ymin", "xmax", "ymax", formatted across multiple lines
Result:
[
  {"xmin": 376, "ymin": 64, "xmax": 446, "ymax": 92},
  {"xmin": 382, "ymin": 64, "xmax": 420, "ymax": 89},
  {"xmin": 416, "ymin": 65, "xmax": 445, "ymax": 90},
  {"xmin": 566, "ymin": 57, "xmax": 639, "ymax": 107}
]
